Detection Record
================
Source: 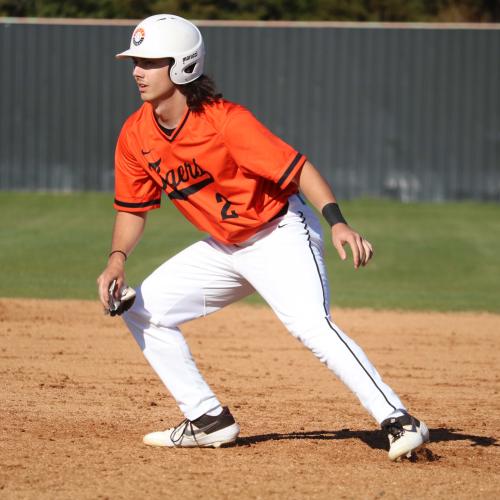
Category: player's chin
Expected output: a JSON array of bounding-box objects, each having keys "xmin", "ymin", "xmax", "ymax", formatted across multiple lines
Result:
[{"xmin": 138, "ymin": 89, "xmax": 154, "ymax": 101}]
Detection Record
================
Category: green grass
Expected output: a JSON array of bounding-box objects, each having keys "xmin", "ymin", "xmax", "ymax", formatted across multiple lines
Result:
[{"xmin": 0, "ymin": 192, "xmax": 499, "ymax": 312}]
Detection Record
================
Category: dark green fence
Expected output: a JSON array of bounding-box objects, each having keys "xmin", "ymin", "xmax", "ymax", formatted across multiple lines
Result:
[{"xmin": 1, "ymin": 19, "xmax": 499, "ymax": 201}]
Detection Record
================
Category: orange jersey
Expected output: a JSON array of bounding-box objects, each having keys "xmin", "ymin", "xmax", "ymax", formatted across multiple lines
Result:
[{"xmin": 114, "ymin": 99, "xmax": 306, "ymax": 244}]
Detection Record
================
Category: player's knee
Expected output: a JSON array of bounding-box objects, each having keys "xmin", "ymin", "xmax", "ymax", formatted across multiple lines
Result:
[{"xmin": 283, "ymin": 314, "xmax": 331, "ymax": 341}]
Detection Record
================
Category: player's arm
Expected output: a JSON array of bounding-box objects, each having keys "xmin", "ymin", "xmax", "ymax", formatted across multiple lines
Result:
[
  {"xmin": 295, "ymin": 160, "xmax": 373, "ymax": 269},
  {"xmin": 96, "ymin": 210, "xmax": 147, "ymax": 308}
]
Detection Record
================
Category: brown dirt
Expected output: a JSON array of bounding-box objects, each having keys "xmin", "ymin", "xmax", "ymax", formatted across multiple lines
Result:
[{"xmin": 1, "ymin": 298, "xmax": 499, "ymax": 499}]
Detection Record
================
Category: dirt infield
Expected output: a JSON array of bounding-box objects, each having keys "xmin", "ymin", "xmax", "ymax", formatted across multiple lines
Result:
[{"xmin": 1, "ymin": 299, "xmax": 499, "ymax": 499}]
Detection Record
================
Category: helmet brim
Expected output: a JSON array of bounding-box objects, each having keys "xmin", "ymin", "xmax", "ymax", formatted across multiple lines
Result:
[
  {"xmin": 116, "ymin": 48, "xmax": 147, "ymax": 59},
  {"xmin": 115, "ymin": 48, "xmax": 172, "ymax": 60}
]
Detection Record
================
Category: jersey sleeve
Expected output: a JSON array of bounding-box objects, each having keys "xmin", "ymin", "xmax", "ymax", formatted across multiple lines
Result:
[
  {"xmin": 113, "ymin": 123, "xmax": 161, "ymax": 212},
  {"xmin": 221, "ymin": 107, "xmax": 306, "ymax": 189}
]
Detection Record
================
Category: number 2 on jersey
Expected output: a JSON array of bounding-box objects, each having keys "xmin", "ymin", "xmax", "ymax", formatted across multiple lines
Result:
[{"xmin": 215, "ymin": 193, "xmax": 239, "ymax": 220}]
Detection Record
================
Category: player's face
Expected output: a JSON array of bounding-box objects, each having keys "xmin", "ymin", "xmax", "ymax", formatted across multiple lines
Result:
[{"xmin": 132, "ymin": 58, "xmax": 175, "ymax": 103}]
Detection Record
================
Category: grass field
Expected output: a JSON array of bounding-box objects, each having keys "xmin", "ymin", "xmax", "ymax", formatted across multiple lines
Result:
[{"xmin": 0, "ymin": 192, "xmax": 498, "ymax": 312}]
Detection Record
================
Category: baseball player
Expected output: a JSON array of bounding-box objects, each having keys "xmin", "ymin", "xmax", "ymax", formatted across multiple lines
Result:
[{"xmin": 97, "ymin": 14, "xmax": 429, "ymax": 461}]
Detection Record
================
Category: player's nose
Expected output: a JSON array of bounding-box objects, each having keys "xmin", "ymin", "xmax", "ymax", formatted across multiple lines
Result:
[{"xmin": 132, "ymin": 64, "xmax": 144, "ymax": 78}]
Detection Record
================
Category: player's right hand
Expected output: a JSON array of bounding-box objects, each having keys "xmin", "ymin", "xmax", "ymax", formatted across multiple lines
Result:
[{"xmin": 96, "ymin": 256, "xmax": 127, "ymax": 311}]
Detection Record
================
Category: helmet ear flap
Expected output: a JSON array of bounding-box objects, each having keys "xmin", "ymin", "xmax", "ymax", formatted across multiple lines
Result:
[
  {"xmin": 169, "ymin": 58, "xmax": 203, "ymax": 85},
  {"xmin": 184, "ymin": 63, "xmax": 196, "ymax": 74},
  {"xmin": 166, "ymin": 57, "xmax": 175, "ymax": 81},
  {"xmin": 169, "ymin": 59, "xmax": 180, "ymax": 83}
]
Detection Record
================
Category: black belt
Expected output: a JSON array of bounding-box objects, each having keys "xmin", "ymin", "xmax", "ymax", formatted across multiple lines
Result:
[{"xmin": 269, "ymin": 201, "xmax": 289, "ymax": 223}]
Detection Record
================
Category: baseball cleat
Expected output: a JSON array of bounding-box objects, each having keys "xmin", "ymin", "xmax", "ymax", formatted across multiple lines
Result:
[
  {"xmin": 381, "ymin": 412, "xmax": 430, "ymax": 461},
  {"xmin": 143, "ymin": 406, "xmax": 240, "ymax": 448}
]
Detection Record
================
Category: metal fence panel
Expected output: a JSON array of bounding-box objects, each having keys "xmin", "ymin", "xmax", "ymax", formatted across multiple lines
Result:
[{"xmin": 1, "ymin": 20, "xmax": 499, "ymax": 201}]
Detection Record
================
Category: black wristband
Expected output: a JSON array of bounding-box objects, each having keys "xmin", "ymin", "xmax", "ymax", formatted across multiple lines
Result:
[
  {"xmin": 108, "ymin": 249, "xmax": 127, "ymax": 261},
  {"xmin": 322, "ymin": 203, "xmax": 347, "ymax": 227}
]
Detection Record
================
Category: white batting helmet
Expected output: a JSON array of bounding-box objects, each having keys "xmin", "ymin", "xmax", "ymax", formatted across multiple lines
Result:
[{"xmin": 116, "ymin": 14, "xmax": 205, "ymax": 85}]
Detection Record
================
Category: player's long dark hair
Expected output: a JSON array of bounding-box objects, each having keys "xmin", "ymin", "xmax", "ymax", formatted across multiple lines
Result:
[{"xmin": 178, "ymin": 74, "xmax": 223, "ymax": 113}]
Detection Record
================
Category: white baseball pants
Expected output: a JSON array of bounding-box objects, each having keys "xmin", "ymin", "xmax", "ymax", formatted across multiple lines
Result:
[{"xmin": 123, "ymin": 195, "xmax": 405, "ymax": 424}]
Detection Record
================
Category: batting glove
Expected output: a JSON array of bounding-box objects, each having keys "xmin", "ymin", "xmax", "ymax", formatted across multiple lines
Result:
[{"xmin": 107, "ymin": 279, "xmax": 136, "ymax": 316}]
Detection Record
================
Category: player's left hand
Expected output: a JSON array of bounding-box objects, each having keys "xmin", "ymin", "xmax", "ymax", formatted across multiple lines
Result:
[{"xmin": 331, "ymin": 223, "xmax": 374, "ymax": 269}]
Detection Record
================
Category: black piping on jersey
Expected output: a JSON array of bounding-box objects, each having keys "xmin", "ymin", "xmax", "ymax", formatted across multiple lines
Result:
[
  {"xmin": 114, "ymin": 198, "xmax": 161, "ymax": 208},
  {"xmin": 277, "ymin": 153, "xmax": 304, "ymax": 187},
  {"xmin": 168, "ymin": 176, "xmax": 214, "ymax": 200},
  {"xmin": 155, "ymin": 110, "xmax": 191, "ymax": 143},
  {"xmin": 159, "ymin": 125, "xmax": 174, "ymax": 136},
  {"xmin": 297, "ymin": 210, "xmax": 397, "ymax": 413}
]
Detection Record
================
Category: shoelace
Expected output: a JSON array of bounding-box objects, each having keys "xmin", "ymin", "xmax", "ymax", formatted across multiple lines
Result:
[
  {"xmin": 169, "ymin": 419, "xmax": 201, "ymax": 447},
  {"xmin": 386, "ymin": 423, "xmax": 404, "ymax": 441}
]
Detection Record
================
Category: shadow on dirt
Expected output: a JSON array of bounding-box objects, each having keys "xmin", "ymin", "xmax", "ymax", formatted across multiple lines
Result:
[
  {"xmin": 429, "ymin": 427, "xmax": 499, "ymax": 447},
  {"xmin": 237, "ymin": 429, "xmax": 387, "ymax": 449},
  {"xmin": 236, "ymin": 427, "xmax": 498, "ymax": 451}
]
